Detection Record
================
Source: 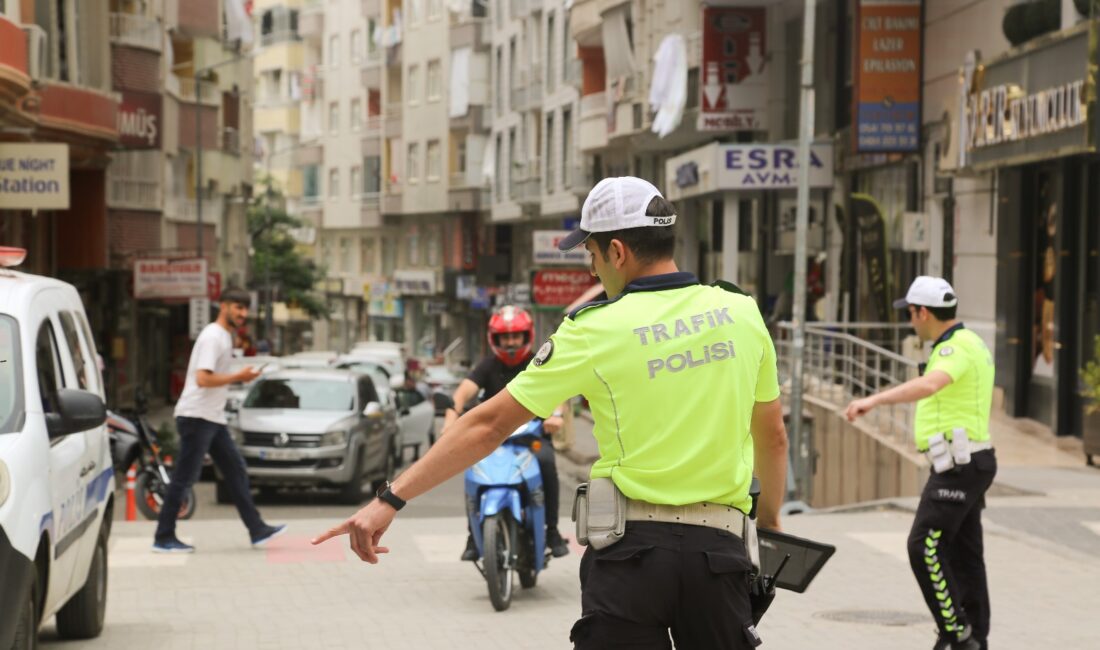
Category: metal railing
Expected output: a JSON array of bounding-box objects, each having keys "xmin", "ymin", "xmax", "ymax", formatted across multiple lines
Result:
[
  {"xmin": 110, "ymin": 13, "xmax": 163, "ymax": 51},
  {"xmin": 774, "ymin": 321, "xmax": 918, "ymax": 445}
]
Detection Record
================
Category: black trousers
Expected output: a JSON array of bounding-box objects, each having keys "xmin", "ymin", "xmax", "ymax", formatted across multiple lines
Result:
[
  {"xmin": 571, "ymin": 521, "xmax": 759, "ymax": 650},
  {"xmin": 907, "ymin": 449, "xmax": 997, "ymax": 645},
  {"xmin": 155, "ymin": 416, "xmax": 265, "ymax": 541},
  {"xmin": 534, "ymin": 440, "xmax": 560, "ymax": 530}
]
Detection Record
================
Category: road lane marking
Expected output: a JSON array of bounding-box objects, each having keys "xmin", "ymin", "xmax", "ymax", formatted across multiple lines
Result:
[{"xmin": 268, "ymin": 534, "xmax": 347, "ymax": 564}]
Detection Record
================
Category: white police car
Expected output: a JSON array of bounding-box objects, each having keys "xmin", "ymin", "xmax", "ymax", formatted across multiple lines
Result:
[{"xmin": 0, "ymin": 248, "xmax": 114, "ymax": 648}]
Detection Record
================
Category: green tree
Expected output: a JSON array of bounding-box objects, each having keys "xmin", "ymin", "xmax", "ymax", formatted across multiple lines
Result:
[{"xmin": 248, "ymin": 176, "xmax": 328, "ymax": 334}]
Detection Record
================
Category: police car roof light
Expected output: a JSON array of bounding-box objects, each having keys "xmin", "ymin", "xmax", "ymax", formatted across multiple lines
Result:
[{"xmin": 0, "ymin": 247, "xmax": 27, "ymax": 268}]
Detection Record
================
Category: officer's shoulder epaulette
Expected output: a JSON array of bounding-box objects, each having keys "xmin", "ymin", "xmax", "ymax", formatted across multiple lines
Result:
[
  {"xmin": 710, "ymin": 279, "xmax": 750, "ymax": 296},
  {"xmin": 567, "ymin": 294, "xmax": 625, "ymax": 320}
]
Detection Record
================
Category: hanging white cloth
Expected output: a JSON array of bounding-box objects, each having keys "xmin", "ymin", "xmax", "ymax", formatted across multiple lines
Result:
[
  {"xmin": 480, "ymin": 137, "xmax": 495, "ymax": 186},
  {"xmin": 648, "ymin": 33, "xmax": 687, "ymax": 138},
  {"xmin": 224, "ymin": 0, "xmax": 253, "ymax": 45},
  {"xmin": 600, "ymin": 5, "xmax": 637, "ymax": 80},
  {"xmin": 450, "ymin": 47, "xmax": 471, "ymax": 118}
]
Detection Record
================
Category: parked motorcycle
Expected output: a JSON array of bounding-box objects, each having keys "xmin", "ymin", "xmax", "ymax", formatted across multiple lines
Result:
[
  {"xmin": 465, "ymin": 419, "xmax": 552, "ymax": 611},
  {"xmin": 107, "ymin": 390, "xmax": 195, "ymax": 520}
]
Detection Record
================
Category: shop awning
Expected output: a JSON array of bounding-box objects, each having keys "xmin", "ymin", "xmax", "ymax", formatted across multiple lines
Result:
[{"xmin": 563, "ymin": 282, "xmax": 605, "ymax": 314}]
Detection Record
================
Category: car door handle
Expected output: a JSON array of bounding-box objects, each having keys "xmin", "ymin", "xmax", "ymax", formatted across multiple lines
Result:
[{"xmin": 79, "ymin": 461, "xmax": 97, "ymax": 478}]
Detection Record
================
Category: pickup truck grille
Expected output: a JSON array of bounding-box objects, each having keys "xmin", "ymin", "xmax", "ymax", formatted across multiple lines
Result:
[{"xmin": 243, "ymin": 431, "xmax": 322, "ymax": 448}]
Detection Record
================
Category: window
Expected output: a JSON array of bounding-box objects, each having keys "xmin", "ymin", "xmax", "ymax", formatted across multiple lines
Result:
[
  {"xmin": 495, "ymin": 47, "xmax": 503, "ymax": 115},
  {"xmin": 408, "ymin": 65, "xmax": 420, "ymax": 104},
  {"xmin": 35, "ymin": 321, "xmax": 62, "ymax": 413},
  {"xmin": 508, "ymin": 128, "xmax": 516, "ymax": 199},
  {"xmin": 367, "ymin": 18, "xmax": 379, "ymax": 58},
  {"xmin": 351, "ymin": 98, "xmax": 363, "ymax": 131},
  {"xmin": 546, "ymin": 113, "xmax": 555, "ymax": 190},
  {"xmin": 426, "ymin": 60, "xmax": 442, "ymax": 101},
  {"xmin": 382, "ymin": 237, "xmax": 397, "ymax": 275},
  {"xmin": 361, "ymin": 237, "xmax": 376, "ymax": 273},
  {"xmin": 426, "ymin": 140, "xmax": 441, "ymax": 181},
  {"xmin": 329, "ymin": 101, "xmax": 340, "ymax": 133},
  {"xmin": 329, "ymin": 34, "xmax": 340, "ymax": 66},
  {"xmin": 457, "ymin": 139, "xmax": 467, "ymax": 174},
  {"xmin": 546, "ymin": 14, "xmax": 555, "ymax": 91},
  {"xmin": 563, "ymin": 107, "xmax": 573, "ymax": 187},
  {"xmin": 407, "ymin": 142, "xmax": 420, "ymax": 182},
  {"xmin": 351, "ymin": 166, "xmax": 362, "ymax": 197},
  {"xmin": 303, "ymin": 165, "xmax": 320, "ymax": 198},
  {"xmin": 351, "ymin": 30, "xmax": 363, "ymax": 63},
  {"xmin": 364, "ymin": 155, "xmax": 381, "ymax": 193},
  {"xmin": 509, "ymin": 38, "xmax": 517, "ymax": 98},
  {"xmin": 425, "ymin": 226, "xmax": 441, "ymax": 266},
  {"xmin": 407, "ymin": 0, "xmax": 421, "ymax": 23},
  {"xmin": 329, "ymin": 168, "xmax": 340, "ymax": 197},
  {"xmin": 494, "ymin": 135, "xmax": 502, "ymax": 199},
  {"xmin": 58, "ymin": 312, "xmax": 92, "ymax": 391},
  {"xmin": 340, "ymin": 237, "xmax": 351, "ymax": 272},
  {"xmin": 407, "ymin": 226, "xmax": 421, "ymax": 265}
]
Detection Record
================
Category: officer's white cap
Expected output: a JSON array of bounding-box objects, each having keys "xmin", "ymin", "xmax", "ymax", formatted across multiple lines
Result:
[
  {"xmin": 558, "ymin": 177, "xmax": 676, "ymax": 251},
  {"xmin": 893, "ymin": 276, "xmax": 958, "ymax": 309}
]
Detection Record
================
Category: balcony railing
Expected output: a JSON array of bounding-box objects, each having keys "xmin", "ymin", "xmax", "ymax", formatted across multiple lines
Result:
[
  {"xmin": 260, "ymin": 29, "xmax": 301, "ymax": 47},
  {"xmin": 165, "ymin": 195, "xmax": 223, "ymax": 222},
  {"xmin": 365, "ymin": 115, "xmax": 382, "ymax": 132},
  {"xmin": 173, "ymin": 75, "xmax": 219, "ymax": 105},
  {"xmin": 221, "ymin": 127, "xmax": 241, "ymax": 155},
  {"xmin": 110, "ymin": 13, "xmax": 163, "ymax": 51},
  {"xmin": 107, "ymin": 178, "xmax": 162, "ymax": 211}
]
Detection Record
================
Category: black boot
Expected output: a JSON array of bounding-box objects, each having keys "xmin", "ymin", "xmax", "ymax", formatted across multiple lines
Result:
[
  {"xmin": 546, "ymin": 527, "xmax": 570, "ymax": 558},
  {"xmin": 460, "ymin": 535, "xmax": 478, "ymax": 561},
  {"xmin": 932, "ymin": 626, "xmax": 981, "ymax": 650}
]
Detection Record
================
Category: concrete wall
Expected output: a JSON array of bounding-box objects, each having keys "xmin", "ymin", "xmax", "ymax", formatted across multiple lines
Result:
[{"xmin": 799, "ymin": 394, "xmax": 928, "ymax": 508}]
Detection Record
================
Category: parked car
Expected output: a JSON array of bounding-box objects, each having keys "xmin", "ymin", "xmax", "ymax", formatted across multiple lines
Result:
[
  {"xmin": 225, "ymin": 369, "xmax": 401, "ymax": 503},
  {"xmin": 280, "ymin": 350, "xmax": 338, "ymax": 369},
  {"xmin": 422, "ymin": 364, "xmax": 463, "ymax": 400},
  {"xmin": 335, "ymin": 359, "xmax": 435, "ymax": 461},
  {"xmin": 344, "ymin": 342, "xmax": 405, "ymax": 377},
  {"xmin": 0, "ymin": 252, "xmax": 113, "ymax": 648},
  {"xmin": 226, "ymin": 355, "xmax": 281, "ymax": 413}
]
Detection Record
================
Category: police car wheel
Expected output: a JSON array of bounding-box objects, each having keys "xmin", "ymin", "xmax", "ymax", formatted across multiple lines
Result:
[
  {"xmin": 11, "ymin": 570, "xmax": 37, "ymax": 650},
  {"xmin": 56, "ymin": 529, "xmax": 107, "ymax": 639},
  {"xmin": 483, "ymin": 513, "xmax": 514, "ymax": 611}
]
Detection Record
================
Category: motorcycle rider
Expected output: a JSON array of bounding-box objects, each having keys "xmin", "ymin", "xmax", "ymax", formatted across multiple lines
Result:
[{"xmin": 445, "ymin": 305, "xmax": 571, "ymax": 560}]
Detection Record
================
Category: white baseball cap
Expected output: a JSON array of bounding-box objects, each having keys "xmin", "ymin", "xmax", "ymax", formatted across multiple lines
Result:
[
  {"xmin": 557, "ymin": 176, "xmax": 676, "ymax": 251},
  {"xmin": 893, "ymin": 276, "xmax": 958, "ymax": 309}
]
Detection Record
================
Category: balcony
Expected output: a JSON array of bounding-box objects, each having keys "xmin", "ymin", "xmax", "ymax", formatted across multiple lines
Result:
[
  {"xmin": 384, "ymin": 105, "xmax": 402, "ymax": 137},
  {"xmin": 569, "ymin": 162, "xmax": 596, "ymax": 196},
  {"xmin": 448, "ymin": 172, "xmax": 488, "ymax": 211},
  {"xmin": 220, "ymin": 127, "xmax": 241, "ymax": 155},
  {"xmin": 578, "ymin": 91, "xmax": 608, "ymax": 152},
  {"xmin": 513, "ymin": 159, "xmax": 541, "ymax": 205},
  {"xmin": 361, "ymin": 130, "xmax": 382, "ymax": 157},
  {"xmin": 36, "ymin": 81, "xmax": 120, "ymax": 145},
  {"xmin": 295, "ymin": 141, "xmax": 323, "ymax": 167},
  {"xmin": 165, "ymin": 195, "xmax": 223, "ymax": 224},
  {"xmin": 260, "ymin": 29, "xmax": 301, "ymax": 48},
  {"xmin": 385, "ymin": 42, "xmax": 402, "ymax": 67},
  {"xmin": 255, "ymin": 40, "xmax": 304, "ymax": 72},
  {"xmin": 171, "ymin": 75, "xmax": 220, "ymax": 105},
  {"xmin": 449, "ymin": 104, "xmax": 487, "ymax": 132},
  {"xmin": 254, "ymin": 104, "xmax": 301, "ymax": 134},
  {"xmin": 107, "ymin": 175, "xmax": 162, "ymax": 211},
  {"xmin": 299, "ymin": 3, "xmax": 324, "ymax": 42},
  {"xmin": 510, "ymin": 0, "xmax": 533, "ymax": 19},
  {"xmin": 110, "ymin": 13, "xmax": 163, "ymax": 52},
  {"xmin": 359, "ymin": 193, "xmax": 382, "ymax": 227},
  {"xmin": 450, "ymin": 17, "xmax": 490, "ymax": 51},
  {"xmin": 382, "ymin": 186, "xmax": 402, "ymax": 215},
  {"xmin": 510, "ymin": 71, "xmax": 543, "ymax": 112},
  {"xmin": 361, "ymin": 60, "xmax": 382, "ymax": 90},
  {"xmin": 564, "ymin": 58, "xmax": 581, "ymax": 88}
]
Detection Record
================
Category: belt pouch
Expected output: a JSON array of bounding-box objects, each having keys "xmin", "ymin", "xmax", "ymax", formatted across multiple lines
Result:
[
  {"xmin": 572, "ymin": 483, "xmax": 589, "ymax": 546},
  {"xmin": 949, "ymin": 428, "xmax": 972, "ymax": 466},
  {"xmin": 925, "ymin": 432, "xmax": 955, "ymax": 474},
  {"xmin": 582, "ymin": 477, "xmax": 626, "ymax": 550}
]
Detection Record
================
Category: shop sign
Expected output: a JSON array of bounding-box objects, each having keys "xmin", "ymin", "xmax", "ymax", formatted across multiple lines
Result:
[
  {"xmin": 367, "ymin": 282, "xmax": 404, "ymax": 318},
  {"xmin": 533, "ymin": 231, "xmax": 589, "ymax": 265},
  {"xmin": 854, "ymin": 0, "xmax": 922, "ymax": 153},
  {"xmin": 393, "ymin": 269, "xmax": 437, "ymax": 296},
  {"xmin": 961, "ymin": 27, "xmax": 1095, "ymax": 170},
  {"xmin": 134, "ymin": 258, "xmax": 208, "ymax": 299},
  {"xmin": 426, "ymin": 299, "xmax": 449, "ymax": 315},
  {"xmin": 531, "ymin": 270, "xmax": 598, "ymax": 307},
  {"xmin": 502, "ymin": 283, "xmax": 531, "ymax": 305},
  {"xmin": 188, "ymin": 298, "xmax": 211, "ymax": 340},
  {"xmin": 0, "ymin": 143, "xmax": 70, "ymax": 210},
  {"xmin": 665, "ymin": 143, "xmax": 834, "ymax": 201},
  {"xmin": 117, "ymin": 91, "xmax": 162, "ymax": 149},
  {"xmin": 455, "ymin": 274, "xmax": 478, "ymax": 300},
  {"xmin": 698, "ymin": 5, "xmax": 769, "ymax": 132}
]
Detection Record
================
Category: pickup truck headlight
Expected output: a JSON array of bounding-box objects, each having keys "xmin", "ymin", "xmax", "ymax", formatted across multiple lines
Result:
[
  {"xmin": 0, "ymin": 459, "xmax": 10, "ymax": 508},
  {"xmin": 321, "ymin": 430, "xmax": 349, "ymax": 447}
]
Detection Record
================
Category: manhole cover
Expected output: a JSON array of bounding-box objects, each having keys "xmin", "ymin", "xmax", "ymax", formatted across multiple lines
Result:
[{"xmin": 814, "ymin": 609, "xmax": 927, "ymax": 626}]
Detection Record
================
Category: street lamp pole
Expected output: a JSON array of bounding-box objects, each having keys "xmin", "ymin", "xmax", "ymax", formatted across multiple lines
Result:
[{"xmin": 788, "ymin": 0, "xmax": 818, "ymax": 504}]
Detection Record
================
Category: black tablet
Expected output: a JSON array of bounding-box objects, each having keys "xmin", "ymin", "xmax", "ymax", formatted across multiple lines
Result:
[{"xmin": 757, "ymin": 528, "xmax": 836, "ymax": 594}]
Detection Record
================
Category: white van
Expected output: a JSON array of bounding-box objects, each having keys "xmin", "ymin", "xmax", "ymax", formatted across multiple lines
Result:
[{"xmin": 0, "ymin": 250, "xmax": 113, "ymax": 648}]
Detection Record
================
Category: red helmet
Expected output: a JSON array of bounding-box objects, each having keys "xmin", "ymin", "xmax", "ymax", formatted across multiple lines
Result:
[{"xmin": 488, "ymin": 305, "xmax": 534, "ymax": 367}]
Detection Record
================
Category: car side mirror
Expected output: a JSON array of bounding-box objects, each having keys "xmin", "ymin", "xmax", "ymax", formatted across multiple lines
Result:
[
  {"xmin": 363, "ymin": 401, "xmax": 384, "ymax": 419},
  {"xmin": 46, "ymin": 389, "xmax": 107, "ymax": 439}
]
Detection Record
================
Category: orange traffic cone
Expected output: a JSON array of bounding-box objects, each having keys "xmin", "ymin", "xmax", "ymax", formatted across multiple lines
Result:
[{"xmin": 125, "ymin": 464, "xmax": 137, "ymax": 521}]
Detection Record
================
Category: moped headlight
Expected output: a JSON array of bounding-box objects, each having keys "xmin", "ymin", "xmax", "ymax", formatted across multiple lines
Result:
[
  {"xmin": 321, "ymin": 430, "xmax": 349, "ymax": 447},
  {"xmin": 0, "ymin": 459, "xmax": 10, "ymax": 508}
]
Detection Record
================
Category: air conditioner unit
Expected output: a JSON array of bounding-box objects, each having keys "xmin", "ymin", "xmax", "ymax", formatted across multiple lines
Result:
[{"xmin": 22, "ymin": 24, "xmax": 49, "ymax": 80}]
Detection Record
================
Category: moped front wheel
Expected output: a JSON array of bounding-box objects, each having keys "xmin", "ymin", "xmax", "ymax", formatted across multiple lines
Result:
[
  {"xmin": 483, "ymin": 513, "xmax": 514, "ymax": 611},
  {"xmin": 135, "ymin": 469, "xmax": 195, "ymax": 520}
]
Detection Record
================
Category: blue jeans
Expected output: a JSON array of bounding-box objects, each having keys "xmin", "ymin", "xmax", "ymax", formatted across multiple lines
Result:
[{"xmin": 155, "ymin": 416, "xmax": 265, "ymax": 541}]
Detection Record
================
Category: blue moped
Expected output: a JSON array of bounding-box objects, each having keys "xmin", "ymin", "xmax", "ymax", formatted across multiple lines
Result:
[{"xmin": 464, "ymin": 419, "xmax": 551, "ymax": 611}]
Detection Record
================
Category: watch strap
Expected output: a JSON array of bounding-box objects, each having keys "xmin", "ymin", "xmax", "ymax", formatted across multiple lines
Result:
[{"xmin": 376, "ymin": 483, "xmax": 406, "ymax": 511}]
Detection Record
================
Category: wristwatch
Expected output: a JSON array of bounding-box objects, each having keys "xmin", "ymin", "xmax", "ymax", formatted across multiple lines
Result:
[{"xmin": 375, "ymin": 482, "xmax": 406, "ymax": 511}]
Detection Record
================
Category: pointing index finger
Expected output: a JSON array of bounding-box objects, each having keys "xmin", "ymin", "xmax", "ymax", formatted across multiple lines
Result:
[{"xmin": 311, "ymin": 521, "xmax": 349, "ymax": 545}]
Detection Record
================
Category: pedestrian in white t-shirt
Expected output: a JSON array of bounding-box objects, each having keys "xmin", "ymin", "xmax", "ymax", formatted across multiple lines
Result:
[{"xmin": 153, "ymin": 288, "xmax": 286, "ymax": 553}]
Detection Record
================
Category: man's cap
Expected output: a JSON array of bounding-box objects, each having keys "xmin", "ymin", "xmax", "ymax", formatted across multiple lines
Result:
[
  {"xmin": 558, "ymin": 176, "xmax": 676, "ymax": 251},
  {"xmin": 893, "ymin": 276, "xmax": 958, "ymax": 309}
]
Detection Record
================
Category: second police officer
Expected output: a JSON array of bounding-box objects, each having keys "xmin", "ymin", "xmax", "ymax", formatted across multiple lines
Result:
[
  {"xmin": 846, "ymin": 277, "xmax": 996, "ymax": 650},
  {"xmin": 313, "ymin": 177, "xmax": 789, "ymax": 649}
]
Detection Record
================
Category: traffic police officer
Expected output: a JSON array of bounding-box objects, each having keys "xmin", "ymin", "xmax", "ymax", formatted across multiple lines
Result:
[
  {"xmin": 846, "ymin": 276, "xmax": 996, "ymax": 650},
  {"xmin": 313, "ymin": 177, "xmax": 789, "ymax": 649}
]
